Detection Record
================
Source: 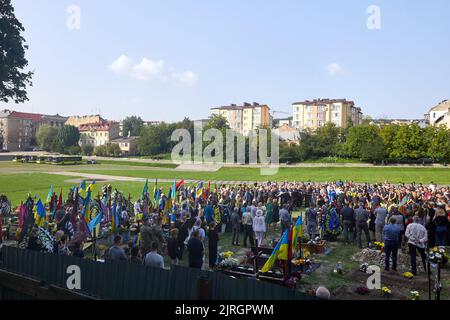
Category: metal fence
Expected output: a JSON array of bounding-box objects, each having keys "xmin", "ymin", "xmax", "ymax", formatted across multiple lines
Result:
[{"xmin": 0, "ymin": 246, "xmax": 313, "ymax": 300}]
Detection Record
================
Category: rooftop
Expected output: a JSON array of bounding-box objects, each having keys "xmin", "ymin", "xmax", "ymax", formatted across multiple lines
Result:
[
  {"xmin": 211, "ymin": 102, "xmax": 270, "ymax": 110},
  {"xmin": 79, "ymin": 121, "xmax": 118, "ymax": 132},
  {"xmin": 292, "ymin": 98, "xmax": 355, "ymax": 106}
]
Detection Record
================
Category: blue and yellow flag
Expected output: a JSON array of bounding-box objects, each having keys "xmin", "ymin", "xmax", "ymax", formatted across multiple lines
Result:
[
  {"xmin": 87, "ymin": 180, "xmax": 96, "ymax": 192},
  {"xmin": 261, "ymin": 230, "xmax": 290, "ymax": 273},
  {"xmin": 171, "ymin": 180, "xmax": 177, "ymax": 201},
  {"xmin": 82, "ymin": 189, "xmax": 91, "ymax": 223},
  {"xmin": 291, "ymin": 213, "xmax": 303, "ymax": 250},
  {"xmin": 35, "ymin": 199, "xmax": 46, "ymax": 227},
  {"xmin": 88, "ymin": 209, "xmax": 103, "ymax": 234},
  {"xmin": 196, "ymin": 182, "xmax": 204, "ymax": 199}
]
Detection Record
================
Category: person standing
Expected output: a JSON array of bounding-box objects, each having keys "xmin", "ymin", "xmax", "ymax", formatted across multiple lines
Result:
[
  {"xmin": 341, "ymin": 203, "xmax": 355, "ymax": 244},
  {"xmin": 305, "ymin": 203, "xmax": 318, "ymax": 240},
  {"xmin": 231, "ymin": 207, "xmax": 241, "ymax": 246},
  {"xmin": 271, "ymin": 199, "xmax": 280, "ymax": 229},
  {"xmin": 355, "ymin": 203, "xmax": 371, "ymax": 248},
  {"xmin": 107, "ymin": 235, "xmax": 128, "ymax": 262},
  {"xmin": 167, "ymin": 229, "xmax": 179, "ymax": 266},
  {"xmin": 434, "ymin": 208, "xmax": 449, "ymax": 246},
  {"xmin": 243, "ymin": 208, "xmax": 255, "ymax": 247},
  {"xmin": 207, "ymin": 223, "xmax": 219, "ymax": 270},
  {"xmin": 265, "ymin": 199, "xmax": 273, "ymax": 230},
  {"xmin": 143, "ymin": 242, "xmax": 165, "ymax": 269},
  {"xmin": 383, "ymin": 217, "xmax": 400, "ymax": 272},
  {"xmin": 405, "ymin": 215, "xmax": 428, "ymax": 276},
  {"xmin": 253, "ymin": 209, "xmax": 266, "ymax": 247},
  {"xmin": 374, "ymin": 205, "xmax": 388, "ymax": 242},
  {"xmin": 279, "ymin": 205, "xmax": 291, "ymax": 235},
  {"xmin": 187, "ymin": 229, "xmax": 204, "ymax": 269}
]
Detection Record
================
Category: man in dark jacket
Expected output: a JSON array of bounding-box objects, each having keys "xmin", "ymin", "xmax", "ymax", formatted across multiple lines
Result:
[
  {"xmin": 341, "ymin": 203, "xmax": 355, "ymax": 244},
  {"xmin": 231, "ymin": 207, "xmax": 241, "ymax": 246},
  {"xmin": 187, "ymin": 229, "xmax": 204, "ymax": 269},
  {"xmin": 355, "ymin": 203, "xmax": 371, "ymax": 248}
]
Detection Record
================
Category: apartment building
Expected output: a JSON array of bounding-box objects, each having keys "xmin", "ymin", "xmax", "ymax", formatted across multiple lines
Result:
[
  {"xmin": 79, "ymin": 121, "xmax": 120, "ymax": 147},
  {"xmin": 211, "ymin": 102, "xmax": 271, "ymax": 135},
  {"xmin": 292, "ymin": 99, "xmax": 363, "ymax": 131},
  {"xmin": 0, "ymin": 110, "xmax": 67, "ymax": 151},
  {"xmin": 425, "ymin": 99, "xmax": 450, "ymax": 129}
]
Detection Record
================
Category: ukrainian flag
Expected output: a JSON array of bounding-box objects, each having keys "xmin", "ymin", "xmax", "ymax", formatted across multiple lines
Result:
[
  {"xmin": 196, "ymin": 182, "xmax": 204, "ymax": 199},
  {"xmin": 261, "ymin": 230, "xmax": 290, "ymax": 273},
  {"xmin": 35, "ymin": 199, "xmax": 46, "ymax": 227},
  {"xmin": 291, "ymin": 213, "xmax": 303, "ymax": 250},
  {"xmin": 82, "ymin": 189, "xmax": 91, "ymax": 223}
]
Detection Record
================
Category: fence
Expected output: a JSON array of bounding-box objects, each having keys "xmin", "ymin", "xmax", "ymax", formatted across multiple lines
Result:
[{"xmin": 0, "ymin": 246, "xmax": 313, "ymax": 300}]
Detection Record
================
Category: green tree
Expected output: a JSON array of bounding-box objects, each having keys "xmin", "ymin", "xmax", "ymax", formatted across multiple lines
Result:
[
  {"xmin": 122, "ymin": 116, "xmax": 144, "ymax": 137},
  {"xmin": 137, "ymin": 124, "xmax": 170, "ymax": 156},
  {"xmin": 343, "ymin": 125, "xmax": 386, "ymax": 161},
  {"xmin": 52, "ymin": 125, "xmax": 80, "ymax": 153},
  {"xmin": 36, "ymin": 125, "xmax": 59, "ymax": 151},
  {"xmin": 93, "ymin": 144, "xmax": 107, "ymax": 157},
  {"xmin": 0, "ymin": 0, "xmax": 33, "ymax": 103},
  {"xmin": 390, "ymin": 124, "xmax": 425, "ymax": 159},
  {"xmin": 379, "ymin": 124, "xmax": 399, "ymax": 158},
  {"xmin": 81, "ymin": 144, "xmax": 94, "ymax": 156},
  {"xmin": 105, "ymin": 143, "xmax": 122, "ymax": 157},
  {"xmin": 424, "ymin": 125, "xmax": 450, "ymax": 161}
]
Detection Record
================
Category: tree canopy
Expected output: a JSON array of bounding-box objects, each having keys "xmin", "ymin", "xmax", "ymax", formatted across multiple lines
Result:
[{"xmin": 0, "ymin": 0, "xmax": 33, "ymax": 103}]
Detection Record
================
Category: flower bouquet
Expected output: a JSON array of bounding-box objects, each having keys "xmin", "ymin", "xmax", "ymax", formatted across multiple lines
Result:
[
  {"xmin": 410, "ymin": 291, "xmax": 420, "ymax": 300},
  {"xmin": 381, "ymin": 286, "xmax": 392, "ymax": 297},
  {"xmin": 373, "ymin": 242, "xmax": 385, "ymax": 251},
  {"xmin": 360, "ymin": 263, "xmax": 369, "ymax": 273},
  {"xmin": 403, "ymin": 272, "xmax": 414, "ymax": 279},
  {"xmin": 429, "ymin": 247, "xmax": 449, "ymax": 266},
  {"xmin": 218, "ymin": 251, "xmax": 239, "ymax": 269}
]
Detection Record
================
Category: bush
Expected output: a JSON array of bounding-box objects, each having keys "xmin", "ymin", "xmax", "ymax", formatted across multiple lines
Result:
[
  {"xmin": 64, "ymin": 146, "xmax": 81, "ymax": 155},
  {"xmin": 94, "ymin": 143, "xmax": 122, "ymax": 157}
]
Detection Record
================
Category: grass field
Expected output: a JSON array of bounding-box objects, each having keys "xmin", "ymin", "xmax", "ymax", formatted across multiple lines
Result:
[
  {"xmin": 73, "ymin": 166, "xmax": 450, "ymax": 184},
  {"xmin": 0, "ymin": 172, "xmax": 172, "ymax": 207},
  {"xmin": 1, "ymin": 161, "xmax": 449, "ymax": 206}
]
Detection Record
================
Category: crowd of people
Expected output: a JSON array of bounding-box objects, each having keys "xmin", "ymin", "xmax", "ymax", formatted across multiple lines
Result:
[{"xmin": 1, "ymin": 180, "xmax": 449, "ymax": 278}]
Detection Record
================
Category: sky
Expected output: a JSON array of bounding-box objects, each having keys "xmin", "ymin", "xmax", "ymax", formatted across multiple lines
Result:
[{"xmin": 5, "ymin": 0, "xmax": 450, "ymax": 122}]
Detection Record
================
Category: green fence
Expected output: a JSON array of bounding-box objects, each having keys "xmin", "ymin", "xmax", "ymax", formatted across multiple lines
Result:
[{"xmin": 0, "ymin": 246, "xmax": 313, "ymax": 300}]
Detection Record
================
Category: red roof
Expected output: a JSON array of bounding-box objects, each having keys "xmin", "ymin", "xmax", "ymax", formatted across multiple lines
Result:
[
  {"xmin": 10, "ymin": 111, "xmax": 42, "ymax": 121},
  {"xmin": 79, "ymin": 121, "xmax": 117, "ymax": 132}
]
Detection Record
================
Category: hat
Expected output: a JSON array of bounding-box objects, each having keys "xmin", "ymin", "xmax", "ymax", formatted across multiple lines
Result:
[{"xmin": 256, "ymin": 209, "xmax": 263, "ymax": 216}]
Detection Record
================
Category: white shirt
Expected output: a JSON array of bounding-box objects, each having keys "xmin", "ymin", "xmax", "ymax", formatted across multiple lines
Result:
[{"xmin": 405, "ymin": 222, "xmax": 428, "ymax": 249}]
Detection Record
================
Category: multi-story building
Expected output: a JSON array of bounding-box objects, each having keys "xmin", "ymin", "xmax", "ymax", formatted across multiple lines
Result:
[
  {"xmin": 425, "ymin": 99, "xmax": 450, "ymax": 128},
  {"xmin": 292, "ymin": 99, "xmax": 363, "ymax": 131},
  {"xmin": 0, "ymin": 110, "xmax": 67, "ymax": 151},
  {"xmin": 211, "ymin": 102, "xmax": 271, "ymax": 135},
  {"xmin": 66, "ymin": 115, "xmax": 105, "ymax": 128},
  {"xmin": 79, "ymin": 121, "xmax": 120, "ymax": 147},
  {"xmin": 109, "ymin": 136, "xmax": 139, "ymax": 155}
]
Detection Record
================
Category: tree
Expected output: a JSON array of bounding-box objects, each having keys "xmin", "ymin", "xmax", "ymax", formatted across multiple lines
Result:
[
  {"xmin": 424, "ymin": 125, "xmax": 450, "ymax": 161},
  {"xmin": 0, "ymin": 0, "xmax": 33, "ymax": 103},
  {"xmin": 36, "ymin": 125, "xmax": 59, "ymax": 151},
  {"xmin": 94, "ymin": 143, "xmax": 122, "ymax": 157},
  {"xmin": 81, "ymin": 144, "xmax": 94, "ymax": 156},
  {"xmin": 390, "ymin": 124, "xmax": 425, "ymax": 159},
  {"xmin": 52, "ymin": 125, "xmax": 80, "ymax": 153},
  {"xmin": 342, "ymin": 125, "xmax": 386, "ymax": 161},
  {"xmin": 122, "ymin": 116, "xmax": 144, "ymax": 137}
]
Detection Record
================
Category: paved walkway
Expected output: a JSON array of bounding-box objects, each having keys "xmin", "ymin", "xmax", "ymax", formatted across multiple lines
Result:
[{"xmin": 51, "ymin": 171, "xmax": 260, "ymax": 185}]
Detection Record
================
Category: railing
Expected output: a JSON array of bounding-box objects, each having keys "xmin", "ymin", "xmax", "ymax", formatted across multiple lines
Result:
[{"xmin": 0, "ymin": 246, "xmax": 313, "ymax": 300}]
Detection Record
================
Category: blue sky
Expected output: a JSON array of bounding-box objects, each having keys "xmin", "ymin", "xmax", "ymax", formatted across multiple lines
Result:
[{"xmin": 6, "ymin": 0, "xmax": 450, "ymax": 122}]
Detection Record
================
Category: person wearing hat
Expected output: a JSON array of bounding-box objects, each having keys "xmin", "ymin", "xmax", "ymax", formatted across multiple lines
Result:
[{"xmin": 253, "ymin": 209, "xmax": 266, "ymax": 247}]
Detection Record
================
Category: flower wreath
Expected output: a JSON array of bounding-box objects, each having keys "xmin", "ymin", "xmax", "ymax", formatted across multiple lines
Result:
[{"xmin": 324, "ymin": 207, "xmax": 340, "ymax": 235}]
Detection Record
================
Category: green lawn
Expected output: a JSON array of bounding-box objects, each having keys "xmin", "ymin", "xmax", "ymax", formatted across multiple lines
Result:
[
  {"xmin": 96, "ymin": 159, "xmax": 178, "ymax": 169},
  {"xmin": 0, "ymin": 172, "xmax": 172, "ymax": 207},
  {"xmin": 74, "ymin": 166, "xmax": 450, "ymax": 184}
]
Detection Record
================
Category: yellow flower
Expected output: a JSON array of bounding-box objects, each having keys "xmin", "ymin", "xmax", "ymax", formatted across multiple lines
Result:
[
  {"xmin": 381, "ymin": 286, "xmax": 392, "ymax": 295},
  {"xmin": 403, "ymin": 272, "xmax": 414, "ymax": 279}
]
